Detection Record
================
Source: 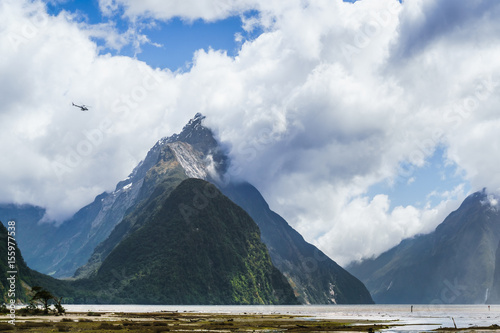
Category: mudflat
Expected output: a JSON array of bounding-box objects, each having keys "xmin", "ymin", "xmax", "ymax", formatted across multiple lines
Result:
[
  {"xmin": 3, "ymin": 310, "xmax": 500, "ymax": 332},
  {"xmin": 1, "ymin": 310, "xmax": 393, "ymax": 332}
]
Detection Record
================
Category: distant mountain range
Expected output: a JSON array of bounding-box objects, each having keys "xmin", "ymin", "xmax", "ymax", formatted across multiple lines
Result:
[
  {"xmin": 0, "ymin": 113, "xmax": 373, "ymax": 305},
  {"xmin": 348, "ymin": 190, "xmax": 500, "ymax": 304}
]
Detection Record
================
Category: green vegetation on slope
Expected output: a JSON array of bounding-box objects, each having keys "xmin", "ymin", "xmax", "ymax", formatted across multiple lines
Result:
[
  {"xmin": 72, "ymin": 179, "xmax": 298, "ymax": 304},
  {"xmin": 2, "ymin": 179, "xmax": 297, "ymax": 305},
  {"xmin": 221, "ymin": 182, "xmax": 374, "ymax": 304}
]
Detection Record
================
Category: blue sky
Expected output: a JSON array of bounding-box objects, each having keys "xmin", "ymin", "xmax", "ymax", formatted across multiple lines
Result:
[
  {"xmin": 45, "ymin": 0, "xmax": 257, "ymax": 70},
  {"xmin": 3, "ymin": 0, "xmax": 498, "ymax": 264},
  {"xmin": 367, "ymin": 147, "xmax": 469, "ymax": 209},
  {"xmin": 136, "ymin": 17, "xmax": 245, "ymax": 70}
]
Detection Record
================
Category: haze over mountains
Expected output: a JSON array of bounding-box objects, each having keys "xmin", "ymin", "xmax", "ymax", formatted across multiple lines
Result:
[{"xmin": 0, "ymin": 114, "xmax": 373, "ymax": 305}]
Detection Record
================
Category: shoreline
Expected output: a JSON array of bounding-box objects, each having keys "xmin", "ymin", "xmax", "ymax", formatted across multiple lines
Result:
[
  {"xmin": 2, "ymin": 305, "xmax": 500, "ymax": 332},
  {"xmin": 1, "ymin": 310, "xmax": 397, "ymax": 332}
]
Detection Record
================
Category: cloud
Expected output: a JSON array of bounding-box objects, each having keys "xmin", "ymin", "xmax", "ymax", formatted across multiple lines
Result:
[
  {"xmin": 178, "ymin": 0, "xmax": 500, "ymax": 263},
  {"xmin": 314, "ymin": 185, "xmax": 467, "ymax": 265},
  {"xmin": 393, "ymin": 0, "xmax": 500, "ymax": 59},
  {"xmin": 235, "ymin": 147, "xmax": 468, "ymax": 267},
  {"xmin": 2, "ymin": 0, "xmax": 500, "ymax": 264},
  {"xmin": 99, "ymin": 0, "xmax": 254, "ymax": 22},
  {"xmin": 0, "ymin": 0, "xmax": 190, "ymax": 220},
  {"xmin": 82, "ymin": 21, "xmax": 157, "ymax": 54}
]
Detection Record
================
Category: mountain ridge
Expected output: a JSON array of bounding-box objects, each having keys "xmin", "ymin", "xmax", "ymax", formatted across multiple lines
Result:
[{"xmin": 348, "ymin": 189, "xmax": 500, "ymax": 304}]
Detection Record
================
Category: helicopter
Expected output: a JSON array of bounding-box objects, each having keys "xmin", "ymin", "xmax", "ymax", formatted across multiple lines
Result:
[{"xmin": 72, "ymin": 102, "xmax": 89, "ymax": 111}]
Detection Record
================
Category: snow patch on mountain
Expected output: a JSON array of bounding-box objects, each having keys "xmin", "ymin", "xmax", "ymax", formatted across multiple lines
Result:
[{"xmin": 122, "ymin": 183, "xmax": 132, "ymax": 191}]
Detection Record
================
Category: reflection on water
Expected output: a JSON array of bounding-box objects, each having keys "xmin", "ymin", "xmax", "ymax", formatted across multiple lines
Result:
[{"xmin": 64, "ymin": 304, "xmax": 500, "ymax": 332}]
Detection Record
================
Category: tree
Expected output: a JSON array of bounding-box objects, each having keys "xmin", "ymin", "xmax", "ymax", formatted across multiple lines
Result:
[
  {"xmin": 53, "ymin": 296, "xmax": 65, "ymax": 315},
  {"xmin": 31, "ymin": 286, "xmax": 54, "ymax": 314}
]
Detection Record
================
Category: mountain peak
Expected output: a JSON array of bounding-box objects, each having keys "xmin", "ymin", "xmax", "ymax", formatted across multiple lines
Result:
[
  {"xmin": 478, "ymin": 189, "xmax": 500, "ymax": 211},
  {"xmin": 187, "ymin": 112, "xmax": 205, "ymax": 127},
  {"xmin": 349, "ymin": 188, "xmax": 500, "ymax": 304},
  {"xmin": 446, "ymin": 189, "xmax": 499, "ymax": 219},
  {"xmin": 119, "ymin": 113, "xmax": 217, "ymax": 188},
  {"xmin": 461, "ymin": 188, "xmax": 487, "ymax": 206},
  {"xmin": 166, "ymin": 113, "xmax": 228, "ymax": 178},
  {"xmin": 160, "ymin": 113, "xmax": 207, "ymax": 143}
]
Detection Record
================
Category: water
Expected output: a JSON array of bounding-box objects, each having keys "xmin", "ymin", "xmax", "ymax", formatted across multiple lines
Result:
[{"xmin": 63, "ymin": 304, "xmax": 500, "ymax": 332}]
